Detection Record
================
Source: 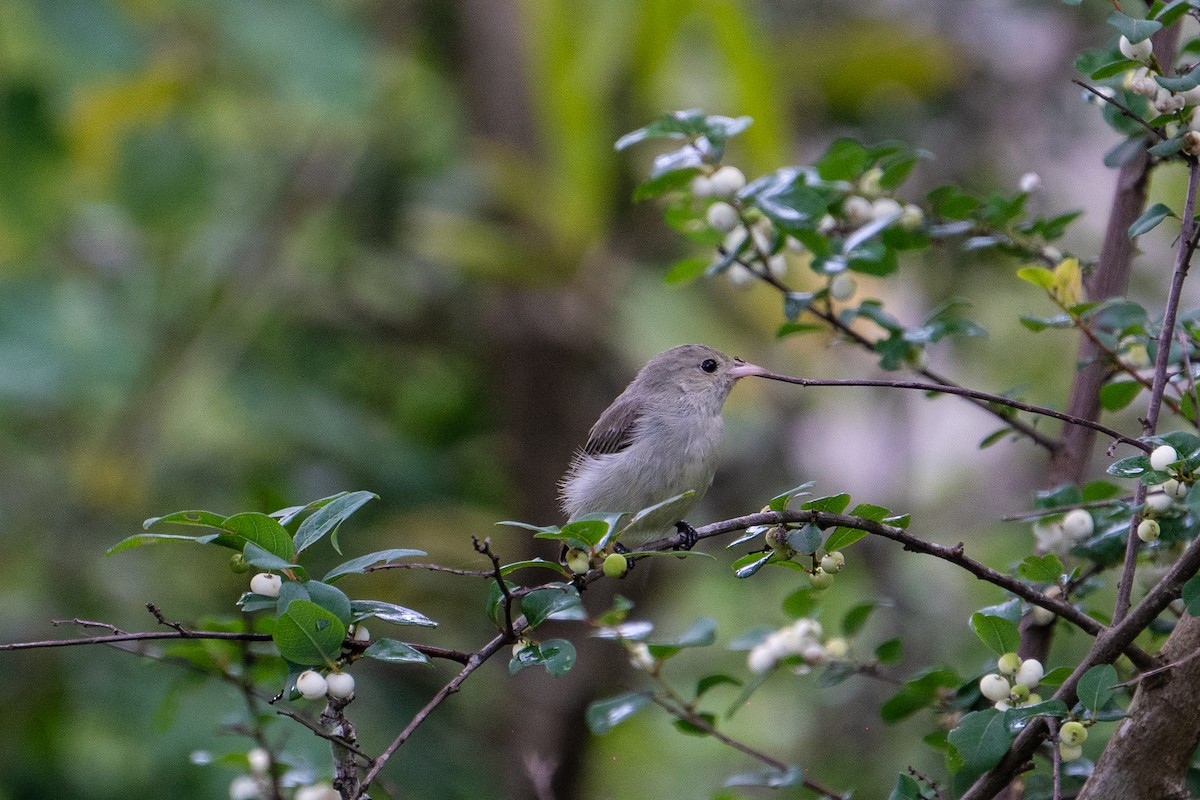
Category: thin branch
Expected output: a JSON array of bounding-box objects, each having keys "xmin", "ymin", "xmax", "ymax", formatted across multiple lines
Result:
[
  {"xmin": 1115, "ymin": 158, "xmax": 1200, "ymax": 625},
  {"xmin": 275, "ymin": 708, "xmax": 372, "ymax": 760},
  {"xmin": 356, "ymin": 632, "xmax": 515, "ymax": 797},
  {"xmin": 473, "ymin": 536, "xmax": 516, "ymax": 637},
  {"xmin": 0, "ymin": 629, "xmax": 272, "ymax": 651},
  {"xmin": 364, "ymin": 562, "xmax": 494, "ymax": 577},
  {"xmin": 1072, "ymin": 79, "xmax": 1167, "ymax": 141},
  {"xmin": 643, "ymin": 510, "xmax": 1157, "ymax": 670},
  {"xmin": 749, "ymin": 372, "xmax": 1148, "ymax": 453}
]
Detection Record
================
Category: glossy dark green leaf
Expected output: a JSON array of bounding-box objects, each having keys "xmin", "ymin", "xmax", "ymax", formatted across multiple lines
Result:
[
  {"xmin": 1002, "ymin": 700, "xmax": 1069, "ymax": 733},
  {"xmin": 696, "ymin": 674, "xmax": 742, "ymax": 699},
  {"xmin": 363, "ymin": 638, "xmax": 430, "ymax": 664},
  {"xmin": 1100, "ymin": 380, "xmax": 1143, "ymax": 411},
  {"xmin": 1107, "ymin": 10, "xmax": 1162, "ymax": 44},
  {"xmin": 1128, "ymin": 203, "xmax": 1174, "ymax": 238},
  {"xmin": 824, "ymin": 503, "xmax": 890, "ymax": 551},
  {"xmin": 522, "ymin": 586, "xmax": 584, "ymax": 628},
  {"xmin": 647, "ymin": 617, "xmax": 716, "ymax": 659},
  {"xmin": 732, "ymin": 551, "xmax": 774, "ymax": 578},
  {"xmin": 970, "ymin": 613, "xmax": 1020, "ymax": 654},
  {"xmin": 816, "ymin": 138, "xmax": 870, "ymax": 181},
  {"xmin": 1077, "ymin": 663, "xmax": 1119, "ymax": 712},
  {"xmin": 1156, "ymin": 63, "xmax": 1200, "ymax": 92},
  {"xmin": 106, "ymin": 531, "xmax": 219, "ymax": 556},
  {"xmin": 586, "ymin": 691, "xmax": 652, "ymax": 734},
  {"xmin": 673, "ymin": 712, "xmax": 716, "ymax": 736},
  {"xmin": 876, "ymin": 638, "xmax": 903, "ymax": 664},
  {"xmin": 222, "ymin": 513, "xmax": 294, "ymax": 561},
  {"xmin": 881, "ymin": 668, "xmax": 960, "ymax": 722},
  {"xmin": 948, "ymin": 709, "xmax": 1013, "ymax": 775},
  {"xmin": 787, "ymin": 524, "xmax": 823, "ymax": 555},
  {"xmin": 301, "ymin": 580, "xmax": 352, "ymax": 625},
  {"xmin": 323, "ymin": 548, "xmax": 427, "ymax": 582},
  {"xmin": 350, "ymin": 599, "xmax": 436, "ymax": 627},
  {"xmin": 293, "ymin": 490, "xmax": 376, "ymax": 554},
  {"xmin": 768, "ymin": 482, "xmax": 816, "ymax": 512},
  {"xmin": 843, "ymin": 601, "xmax": 883, "ymax": 636},
  {"xmin": 1090, "ymin": 58, "xmax": 1140, "ymax": 80},
  {"xmin": 242, "ymin": 541, "xmax": 299, "ymax": 572},
  {"xmin": 1017, "ymin": 553, "xmax": 1064, "ymax": 583},
  {"xmin": 801, "ymin": 493, "xmax": 851, "ymax": 514},
  {"xmin": 509, "ymin": 638, "xmax": 576, "ymax": 677},
  {"xmin": 1183, "ymin": 574, "xmax": 1200, "ymax": 615},
  {"xmin": 273, "ymin": 599, "xmax": 346, "ymax": 667}
]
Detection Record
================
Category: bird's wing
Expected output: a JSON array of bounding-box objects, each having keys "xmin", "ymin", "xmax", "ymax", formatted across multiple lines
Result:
[{"xmin": 581, "ymin": 394, "xmax": 643, "ymax": 455}]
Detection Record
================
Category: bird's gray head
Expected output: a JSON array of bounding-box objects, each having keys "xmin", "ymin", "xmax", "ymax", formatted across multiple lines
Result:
[{"xmin": 632, "ymin": 344, "xmax": 767, "ymax": 412}]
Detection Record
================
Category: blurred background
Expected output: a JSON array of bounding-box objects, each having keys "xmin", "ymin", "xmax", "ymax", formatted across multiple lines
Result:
[{"xmin": 0, "ymin": 1, "xmax": 1188, "ymax": 798}]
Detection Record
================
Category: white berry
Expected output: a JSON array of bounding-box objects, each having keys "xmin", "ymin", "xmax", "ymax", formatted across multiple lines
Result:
[
  {"xmin": 1150, "ymin": 444, "xmax": 1178, "ymax": 471},
  {"xmin": 1137, "ymin": 518, "xmax": 1161, "ymax": 542},
  {"xmin": 690, "ymin": 174, "xmax": 715, "ymax": 198},
  {"xmin": 229, "ymin": 775, "xmax": 264, "ymax": 800},
  {"xmin": 1146, "ymin": 490, "xmax": 1174, "ymax": 513},
  {"xmin": 1015, "ymin": 658, "xmax": 1044, "ymax": 688},
  {"xmin": 871, "ymin": 197, "xmax": 902, "ymax": 222},
  {"xmin": 1162, "ymin": 478, "xmax": 1189, "ymax": 499},
  {"xmin": 1119, "ymin": 35, "xmax": 1154, "ymax": 61},
  {"xmin": 352, "ymin": 625, "xmax": 370, "ymax": 642},
  {"xmin": 326, "ymin": 671, "xmax": 356, "ymax": 699},
  {"xmin": 899, "ymin": 204, "xmax": 925, "ymax": 230},
  {"xmin": 709, "ymin": 166, "xmax": 746, "ymax": 197},
  {"xmin": 997, "ymin": 652, "xmax": 1021, "ymax": 676},
  {"xmin": 829, "ymin": 274, "xmax": 856, "ymax": 301},
  {"xmin": 1018, "ymin": 172, "xmax": 1041, "ymax": 193},
  {"xmin": 295, "ymin": 784, "xmax": 340, "ymax": 800},
  {"xmin": 747, "ymin": 644, "xmax": 777, "ymax": 674},
  {"xmin": 1059, "ymin": 741, "xmax": 1084, "ymax": 762},
  {"xmin": 295, "ymin": 669, "xmax": 328, "ymax": 700},
  {"xmin": 858, "ymin": 167, "xmax": 883, "ymax": 199},
  {"xmin": 809, "ymin": 568, "xmax": 834, "ymax": 589},
  {"xmin": 1061, "ymin": 509, "xmax": 1095, "ymax": 542},
  {"xmin": 842, "ymin": 195, "xmax": 873, "ymax": 225},
  {"xmin": 706, "ymin": 201, "xmax": 740, "ymax": 232},
  {"xmin": 249, "ymin": 573, "xmax": 282, "ymax": 598},
  {"xmin": 824, "ymin": 637, "xmax": 849, "ymax": 659},
  {"xmin": 246, "ymin": 747, "xmax": 270, "ymax": 775},
  {"xmin": 980, "ymin": 673, "xmax": 1010, "ymax": 702}
]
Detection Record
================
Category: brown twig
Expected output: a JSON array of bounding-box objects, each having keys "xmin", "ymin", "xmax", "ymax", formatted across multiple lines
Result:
[
  {"xmin": 749, "ymin": 371, "xmax": 1148, "ymax": 453},
  {"xmin": 1072, "ymin": 79, "xmax": 1167, "ymax": 141},
  {"xmin": 473, "ymin": 536, "xmax": 516, "ymax": 637},
  {"xmin": 364, "ymin": 562, "xmax": 494, "ymax": 577}
]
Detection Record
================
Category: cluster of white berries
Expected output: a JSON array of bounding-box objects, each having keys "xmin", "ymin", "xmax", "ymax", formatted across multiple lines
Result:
[
  {"xmin": 1119, "ymin": 36, "xmax": 1200, "ymax": 154},
  {"xmin": 746, "ymin": 618, "xmax": 848, "ymax": 674},
  {"xmin": 227, "ymin": 753, "xmax": 340, "ymax": 800},
  {"xmin": 1031, "ymin": 508, "xmax": 1094, "ymax": 556},
  {"xmin": 1140, "ymin": 444, "xmax": 1191, "ymax": 541},
  {"xmin": 978, "ymin": 653, "xmax": 1044, "ymax": 712},
  {"xmin": 839, "ymin": 167, "xmax": 924, "ymax": 233},
  {"xmin": 296, "ymin": 667, "xmax": 356, "ymax": 701},
  {"xmin": 1058, "ymin": 720, "xmax": 1089, "ymax": 763}
]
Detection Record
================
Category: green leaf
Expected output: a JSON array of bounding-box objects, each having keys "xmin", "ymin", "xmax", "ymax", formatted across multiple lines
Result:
[
  {"xmin": 586, "ymin": 691, "xmax": 652, "ymax": 734},
  {"xmin": 634, "ymin": 167, "xmax": 700, "ymax": 202},
  {"xmin": 647, "ymin": 617, "xmax": 717, "ymax": 659},
  {"xmin": 1107, "ymin": 454, "xmax": 1151, "ymax": 478},
  {"xmin": 817, "ymin": 138, "xmax": 870, "ymax": 181},
  {"xmin": 1183, "ymin": 574, "xmax": 1200, "ymax": 615},
  {"xmin": 1017, "ymin": 554, "xmax": 1064, "ymax": 583},
  {"xmin": 663, "ymin": 256, "xmax": 709, "ymax": 285},
  {"xmin": 787, "ymin": 524, "xmax": 823, "ymax": 555},
  {"xmin": 1156, "ymin": 63, "xmax": 1200, "ymax": 92},
  {"xmin": 498, "ymin": 557, "xmax": 568, "ymax": 577},
  {"xmin": 970, "ymin": 613, "xmax": 1021, "ymax": 655},
  {"xmin": 554, "ymin": 517, "xmax": 616, "ymax": 549},
  {"xmin": 349, "ymin": 599, "xmax": 436, "ymax": 627},
  {"xmin": 1040, "ymin": 666, "xmax": 1074, "ymax": 686},
  {"xmin": 881, "ymin": 668, "xmax": 960, "ymax": 722},
  {"xmin": 673, "ymin": 712, "xmax": 717, "ymax": 736},
  {"xmin": 106, "ymin": 531, "xmax": 219, "ymax": 556},
  {"xmin": 732, "ymin": 551, "xmax": 774, "ymax": 578},
  {"xmin": 363, "ymin": 638, "xmax": 430, "ymax": 664},
  {"xmin": 1090, "ymin": 58, "xmax": 1141, "ymax": 80},
  {"xmin": 1002, "ymin": 700, "xmax": 1070, "ymax": 733},
  {"xmin": 1016, "ymin": 265, "xmax": 1055, "ymax": 290},
  {"xmin": 509, "ymin": 638, "xmax": 576, "ymax": 677},
  {"xmin": 273, "ymin": 599, "xmax": 346, "ymax": 667},
  {"xmin": 242, "ymin": 541, "xmax": 299, "ymax": 572},
  {"xmin": 615, "ymin": 109, "xmax": 752, "ymax": 151},
  {"xmin": 843, "ymin": 601, "xmax": 885, "ymax": 636},
  {"xmin": 742, "ymin": 168, "xmax": 837, "ymax": 233},
  {"xmin": 696, "ymin": 674, "xmax": 742, "ymax": 700},
  {"xmin": 293, "ymin": 491, "xmax": 377, "ymax": 554},
  {"xmin": 1107, "ymin": 10, "xmax": 1163, "ymax": 44},
  {"xmin": 801, "ymin": 493, "xmax": 851, "ymax": 514},
  {"xmin": 222, "ymin": 513, "xmax": 294, "ymax": 561},
  {"xmin": 948, "ymin": 709, "xmax": 1014, "ymax": 775},
  {"xmin": 1077, "ymin": 663, "xmax": 1119, "ymax": 712},
  {"xmin": 1129, "ymin": 203, "xmax": 1174, "ymax": 238},
  {"xmin": 301, "ymin": 580, "xmax": 352, "ymax": 625},
  {"xmin": 769, "ymin": 481, "xmax": 816, "ymax": 512},
  {"xmin": 522, "ymin": 586, "xmax": 584, "ymax": 628},
  {"xmin": 1100, "ymin": 380, "xmax": 1143, "ymax": 411},
  {"xmin": 142, "ymin": 509, "xmax": 228, "ymax": 530},
  {"xmin": 824, "ymin": 502, "xmax": 890, "ymax": 551},
  {"xmin": 888, "ymin": 773, "xmax": 923, "ymax": 800},
  {"xmin": 323, "ymin": 548, "xmax": 427, "ymax": 582},
  {"xmin": 876, "ymin": 638, "xmax": 903, "ymax": 664},
  {"xmin": 724, "ymin": 767, "xmax": 804, "ymax": 788}
]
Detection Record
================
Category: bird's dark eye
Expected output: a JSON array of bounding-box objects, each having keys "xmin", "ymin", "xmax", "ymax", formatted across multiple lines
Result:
[{"xmin": 700, "ymin": 358, "xmax": 718, "ymax": 373}]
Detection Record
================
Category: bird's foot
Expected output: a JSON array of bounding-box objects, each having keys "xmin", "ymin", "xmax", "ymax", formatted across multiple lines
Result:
[
  {"xmin": 611, "ymin": 541, "xmax": 637, "ymax": 572},
  {"xmin": 674, "ymin": 520, "xmax": 699, "ymax": 551}
]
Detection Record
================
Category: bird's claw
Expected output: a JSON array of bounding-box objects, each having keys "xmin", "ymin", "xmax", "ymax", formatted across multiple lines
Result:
[{"xmin": 674, "ymin": 520, "xmax": 699, "ymax": 551}]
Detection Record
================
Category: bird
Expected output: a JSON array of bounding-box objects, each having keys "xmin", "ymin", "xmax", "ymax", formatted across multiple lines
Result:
[{"xmin": 558, "ymin": 343, "xmax": 766, "ymax": 549}]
